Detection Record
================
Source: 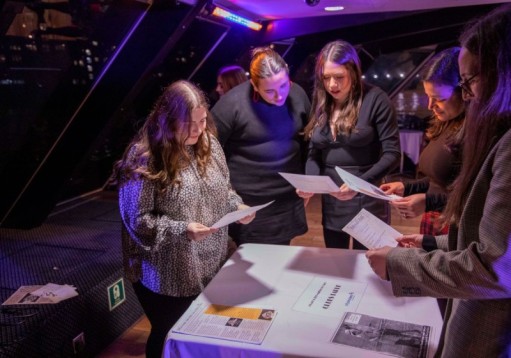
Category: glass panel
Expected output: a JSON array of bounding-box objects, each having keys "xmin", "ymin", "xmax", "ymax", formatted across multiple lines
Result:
[
  {"xmin": 0, "ymin": 0, "xmax": 150, "ymax": 223},
  {"xmin": 363, "ymin": 47, "xmax": 434, "ymax": 130},
  {"xmin": 0, "ymin": 0, "xmax": 149, "ymax": 191}
]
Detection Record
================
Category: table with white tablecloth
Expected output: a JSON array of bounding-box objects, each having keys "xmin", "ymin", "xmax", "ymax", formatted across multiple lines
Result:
[{"xmin": 164, "ymin": 244, "xmax": 443, "ymax": 358}]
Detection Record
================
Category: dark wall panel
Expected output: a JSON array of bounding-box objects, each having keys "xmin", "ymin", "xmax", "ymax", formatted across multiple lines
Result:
[{"xmin": 0, "ymin": 0, "xmax": 194, "ymax": 228}]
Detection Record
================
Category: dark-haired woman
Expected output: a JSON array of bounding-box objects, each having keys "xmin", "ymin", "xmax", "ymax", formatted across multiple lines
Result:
[
  {"xmin": 367, "ymin": 5, "xmax": 511, "ymax": 356},
  {"xmin": 381, "ymin": 47, "xmax": 464, "ymax": 236},
  {"xmin": 298, "ymin": 39, "xmax": 400, "ymax": 249}
]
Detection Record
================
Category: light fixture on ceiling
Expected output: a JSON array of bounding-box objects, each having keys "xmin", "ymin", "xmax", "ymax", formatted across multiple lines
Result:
[
  {"xmin": 324, "ymin": 6, "xmax": 345, "ymax": 12},
  {"xmin": 211, "ymin": 7, "xmax": 262, "ymax": 31}
]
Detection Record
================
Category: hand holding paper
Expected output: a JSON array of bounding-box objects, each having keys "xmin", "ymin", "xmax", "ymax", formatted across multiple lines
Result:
[
  {"xmin": 211, "ymin": 201, "xmax": 274, "ymax": 229},
  {"xmin": 342, "ymin": 209, "xmax": 401, "ymax": 249},
  {"xmin": 236, "ymin": 204, "xmax": 256, "ymax": 224},
  {"xmin": 328, "ymin": 183, "xmax": 358, "ymax": 201},
  {"xmin": 279, "ymin": 172, "xmax": 340, "ymax": 194},
  {"xmin": 335, "ymin": 167, "xmax": 401, "ymax": 201}
]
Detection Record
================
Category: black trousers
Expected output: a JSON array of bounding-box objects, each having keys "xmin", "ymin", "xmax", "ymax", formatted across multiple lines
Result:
[
  {"xmin": 323, "ymin": 227, "xmax": 368, "ymax": 250},
  {"xmin": 132, "ymin": 281, "xmax": 197, "ymax": 358}
]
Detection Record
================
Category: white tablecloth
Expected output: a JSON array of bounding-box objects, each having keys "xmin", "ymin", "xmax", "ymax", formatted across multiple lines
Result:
[{"xmin": 164, "ymin": 244, "xmax": 442, "ymax": 358}]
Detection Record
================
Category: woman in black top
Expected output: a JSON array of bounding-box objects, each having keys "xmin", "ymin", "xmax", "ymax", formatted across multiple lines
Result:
[
  {"xmin": 298, "ymin": 40, "xmax": 400, "ymax": 249},
  {"xmin": 211, "ymin": 47, "xmax": 310, "ymax": 246}
]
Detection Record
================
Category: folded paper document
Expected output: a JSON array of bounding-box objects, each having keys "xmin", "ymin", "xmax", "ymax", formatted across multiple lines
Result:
[
  {"xmin": 212, "ymin": 201, "xmax": 274, "ymax": 229},
  {"xmin": 342, "ymin": 209, "xmax": 401, "ymax": 249},
  {"xmin": 279, "ymin": 172, "xmax": 340, "ymax": 193},
  {"xmin": 335, "ymin": 166, "xmax": 401, "ymax": 201}
]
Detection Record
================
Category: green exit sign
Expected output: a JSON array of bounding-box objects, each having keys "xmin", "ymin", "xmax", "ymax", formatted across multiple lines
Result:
[{"xmin": 107, "ymin": 278, "xmax": 126, "ymax": 311}]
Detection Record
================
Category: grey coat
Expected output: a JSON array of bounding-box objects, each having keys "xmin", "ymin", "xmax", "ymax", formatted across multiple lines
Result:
[{"xmin": 386, "ymin": 128, "xmax": 511, "ymax": 357}]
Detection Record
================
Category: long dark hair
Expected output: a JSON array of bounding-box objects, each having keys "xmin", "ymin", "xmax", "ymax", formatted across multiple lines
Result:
[
  {"xmin": 305, "ymin": 40, "xmax": 363, "ymax": 138},
  {"xmin": 444, "ymin": 4, "xmax": 511, "ymax": 224},
  {"xmin": 421, "ymin": 47, "xmax": 464, "ymax": 142},
  {"xmin": 112, "ymin": 80, "xmax": 217, "ymax": 191}
]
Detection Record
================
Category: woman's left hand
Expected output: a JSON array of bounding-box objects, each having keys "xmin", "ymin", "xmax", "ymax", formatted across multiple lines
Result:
[
  {"xmin": 391, "ymin": 193, "xmax": 426, "ymax": 219},
  {"xmin": 366, "ymin": 246, "xmax": 393, "ymax": 280},
  {"xmin": 236, "ymin": 204, "xmax": 256, "ymax": 225},
  {"xmin": 187, "ymin": 222, "xmax": 218, "ymax": 241},
  {"xmin": 329, "ymin": 183, "xmax": 357, "ymax": 201}
]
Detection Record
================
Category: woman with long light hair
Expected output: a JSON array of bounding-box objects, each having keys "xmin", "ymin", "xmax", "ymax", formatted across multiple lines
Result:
[{"xmin": 113, "ymin": 80, "xmax": 253, "ymax": 358}]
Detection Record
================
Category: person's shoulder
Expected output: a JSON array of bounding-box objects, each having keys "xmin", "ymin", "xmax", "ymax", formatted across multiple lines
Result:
[
  {"xmin": 364, "ymin": 83, "xmax": 387, "ymax": 98},
  {"xmin": 220, "ymin": 81, "xmax": 250, "ymax": 102},
  {"xmin": 494, "ymin": 127, "xmax": 511, "ymax": 155},
  {"xmin": 290, "ymin": 81, "xmax": 309, "ymax": 97},
  {"xmin": 229, "ymin": 80, "xmax": 251, "ymax": 94},
  {"xmin": 363, "ymin": 83, "xmax": 391, "ymax": 104},
  {"xmin": 211, "ymin": 81, "xmax": 250, "ymax": 113},
  {"xmin": 208, "ymin": 134, "xmax": 222, "ymax": 149},
  {"xmin": 501, "ymin": 126, "xmax": 511, "ymax": 141},
  {"xmin": 289, "ymin": 82, "xmax": 311, "ymax": 109}
]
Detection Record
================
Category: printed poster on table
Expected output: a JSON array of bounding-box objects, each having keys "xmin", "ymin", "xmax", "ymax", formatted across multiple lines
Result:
[
  {"xmin": 332, "ymin": 312, "xmax": 431, "ymax": 358},
  {"xmin": 292, "ymin": 277, "xmax": 367, "ymax": 317},
  {"xmin": 172, "ymin": 302, "xmax": 277, "ymax": 345}
]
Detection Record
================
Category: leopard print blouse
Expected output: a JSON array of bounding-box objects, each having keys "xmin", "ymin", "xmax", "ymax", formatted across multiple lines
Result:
[{"xmin": 119, "ymin": 136, "xmax": 243, "ymax": 296}]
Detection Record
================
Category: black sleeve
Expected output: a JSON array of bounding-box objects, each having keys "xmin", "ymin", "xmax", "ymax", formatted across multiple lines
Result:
[
  {"xmin": 425, "ymin": 192, "xmax": 448, "ymax": 212},
  {"xmin": 422, "ymin": 235, "xmax": 438, "ymax": 252},
  {"xmin": 360, "ymin": 90, "xmax": 401, "ymax": 182},
  {"xmin": 211, "ymin": 97, "xmax": 236, "ymax": 147},
  {"xmin": 305, "ymin": 141, "xmax": 322, "ymax": 176},
  {"xmin": 403, "ymin": 177, "xmax": 430, "ymax": 196}
]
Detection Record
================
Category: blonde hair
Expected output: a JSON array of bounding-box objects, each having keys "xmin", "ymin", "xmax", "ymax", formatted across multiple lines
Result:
[{"xmin": 249, "ymin": 47, "xmax": 289, "ymax": 87}]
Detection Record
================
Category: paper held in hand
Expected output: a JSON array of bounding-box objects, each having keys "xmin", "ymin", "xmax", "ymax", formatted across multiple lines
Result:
[
  {"xmin": 211, "ymin": 201, "xmax": 274, "ymax": 229},
  {"xmin": 342, "ymin": 209, "xmax": 401, "ymax": 249},
  {"xmin": 279, "ymin": 172, "xmax": 340, "ymax": 193},
  {"xmin": 334, "ymin": 166, "xmax": 401, "ymax": 201}
]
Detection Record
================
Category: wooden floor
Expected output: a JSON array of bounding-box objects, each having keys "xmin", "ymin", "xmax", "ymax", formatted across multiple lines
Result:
[{"xmin": 98, "ymin": 194, "xmax": 421, "ymax": 358}]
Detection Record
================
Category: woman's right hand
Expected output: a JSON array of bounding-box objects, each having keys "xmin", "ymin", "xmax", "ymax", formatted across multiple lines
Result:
[
  {"xmin": 296, "ymin": 189, "xmax": 314, "ymax": 199},
  {"xmin": 380, "ymin": 181, "xmax": 405, "ymax": 196},
  {"xmin": 396, "ymin": 234, "xmax": 423, "ymax": 248},
  {"xmin": 187, "ymin": 222, "xmax": 217, "ymax": 241},
  {"xmin": 296, "ymin": 189, "xmax": 314, "ymax": 207}
]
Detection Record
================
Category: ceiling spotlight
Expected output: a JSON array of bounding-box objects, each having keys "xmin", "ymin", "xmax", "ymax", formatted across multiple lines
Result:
[{"xmin": 305, "ymin": 0, "xmax": 320, "ymax": 7}]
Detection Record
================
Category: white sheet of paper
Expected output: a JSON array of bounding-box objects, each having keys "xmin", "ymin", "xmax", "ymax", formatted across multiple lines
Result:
[
  {"xmin": 279, "ymin": 172, "xmax": 340, "ymax": 193},
  {"xmin": 334, "ymin": 166, "xmax": 401, "ymax": 201},
  {"xmin": 342, "ymin": 209, "xmax": 401, "ymax": 249},
  {"xmin": 211, "ymin": 201, "xmax": 274, "ymax": 229},
  {"xmin": 293, "ymin": 277, "xmax": 367, "ymax": 317}
]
